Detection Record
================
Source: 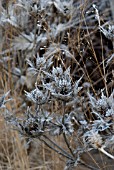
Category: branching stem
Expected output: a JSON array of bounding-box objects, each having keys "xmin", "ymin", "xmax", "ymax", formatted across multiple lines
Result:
[
  {"xmin": 43, "ymin": 135, "xmax": 74, "ymax": 160},
  {"xmin": 62, "ymin": 101, "xmax": 75, "ymax": 157}
]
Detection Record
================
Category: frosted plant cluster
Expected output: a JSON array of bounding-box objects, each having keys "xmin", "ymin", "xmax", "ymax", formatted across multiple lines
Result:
[
  {"xmin": 1, "ymin": 82, "xmax": 114, "ymax": 169},
  {"xmin": 0, "ymin": 0, "xmax": 114, "ymax": 169}
]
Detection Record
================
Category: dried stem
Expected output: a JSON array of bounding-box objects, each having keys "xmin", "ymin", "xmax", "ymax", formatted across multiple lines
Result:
[
  {"xmin": 62, "ymin": 101, "xmax": 75, "ymax": 157},
  {"xmin": 98, "ymin": 147, "xmax": 114, "ymax": 160},
  {"xmin": 43, "ymin": 135, "xmax": 74, "ymax": 160}
]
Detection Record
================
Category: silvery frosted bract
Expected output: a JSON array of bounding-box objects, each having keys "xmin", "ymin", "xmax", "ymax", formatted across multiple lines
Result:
[
  {"xmin": 51, "ymin": 22, "xmax": 76, "ymax": 38},
  {"xmin": 0, "ymin": 91, "xmax": 11, "ymax": 108},
  {"xmin": 87, "ymin": 92, "xmax": 97, "ymax": 108},
  {"xmin": 3, "ymin": 110, "xmax": 23, "ymax": 133},
  {"xmin": 106, "ymin": 53, "xmax": 114, "ymax": 66},
  {"xmin": 44, "ymin": 44, "xmax": 69, "ymax": 58},
  {"xmin": 25, "ymin": 85, "xmax": 49, "ymax": 105},
  {"xmin": 99, "ymin": 25, "xmax": 114, "ymax": 40},
  {"xmin": 43, "ymin": 66, "xmax": 72, "ymax": 101},
  {"xmin": 27, "ymin": 54, "xmax": 53, "ymax": 75},
  {"xmin": 8, "ymin": 32, "xmax": 47, "ymax": 52},
  {"xmin": 54, "ymin": 0, "xmax": 73, "ymax": 16},
  {"xmin": 92, "ymin": 119, "xmax": 112, "ymax": 132},
  {"xmin": 0, "ymin": 4, "xmax": 18, "ymax": 27},
  {"xmin": 73, "ymin": 76, "xmax": 83, "ymax": 96},
  {"xmin": 40, "ymin": 0, "xmax": 51, "ymax": 9},
  {"xmin": 88, "ymin": 90, "xmax": 114, "ymax": 117},
  {"xmin": 12, "ymin": 67, "xmax": 22, "ymax": 76},
  {"xmin": 43, "ymin": 66, "xmax": 83, "ymax": 101},
  {"xmin": 104, "ymin": 135, "xmax": 114, "ymax": 149},
  {"xmin": 62, "ymin": 113, "xmax": 74, "ymax": 135},
  {"xmin": 39, "ymin": 111, "xmax": 53, "ymax": 125},
  {"xmin": 13, "ymin": 108, "xmax": 52, "ymax": 137},
  {"xmin": 50, "ymin": 114, "xmax": 74, "ymax": 136},
  {"xmin": 93, "ymin": 4, "xmax": 114, "ymax": 40},
  {"xmin": 54, "ymin": 67, "xmax": 72, "ymax": 94},
  {"xmin": 105, "ymin": 90, "xmax": 114, "ymax": 116},
  {"xmin": 19, "ymin": 109, "xmax": 44, "ymax": 137},
  {"xmin": 108, "ymin": 90, "xmax": 114, "ymax": 109},
  {"xmin": 0, "ymin": 1, "xmax": 29, "ymax": 28},
  {"xmin": 40, "ymin": 0, "xmax": 73, "ymax": 15},
  {"xmin": 83, "ymin": 130, "xmax": 103, "ymax": 149},
  {"xmin": 96, "ymin": 92, "xmax": 108, "ymax": 110},
  {"xmin": 12, "ymin": 32, "xmax": 35, "ymax": 51},
  {"xmin": 52, "ymin": 66, "xmax": 63, "ymax": 77}
]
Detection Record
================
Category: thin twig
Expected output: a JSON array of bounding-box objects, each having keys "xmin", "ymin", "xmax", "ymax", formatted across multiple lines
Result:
[
  {"xmin": 43, "ymin": 135, "xmax": 74, "ymax": 160},
  {"xmin": 62, "ymin": 101, "xmax": 75, "ymax": 157},
  {"xmin": 40, "ymin": 136, "xmax": 74, "ymax": 160},
  {"xmin": 98, "ymin": 147, "xmax": 114, "ymax": 160}
]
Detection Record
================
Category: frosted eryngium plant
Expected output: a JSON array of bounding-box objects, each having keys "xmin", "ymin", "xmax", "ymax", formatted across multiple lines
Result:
[
  {"xmin": 93, "ymin": 4, "xmax": 114, "ymax": 40},
  {"xmin": 1, "ymin": 87, "xmax": 114, "ymax": 169},
  {"xmin": 25, "ymin": 83, "xmax": 49, "ymax": 105},
  {"xmin": 0, "ymin": 91, "xmax": 11, "ymax": 108},
  {"xmin": 88, "ymin": 90, "xmax": 114, "ymax": 118},
  {"xmin": 26, "ymin": 53, "xmax": 53, "ymax": 75},
  {"xmin": 43, "ymin": 66, "xmax": 82, "ymax": 101},
  {"xmin": 0, "ymin": 74, "xmax": 83, "ymax": 169},
  {"xmin": 0, "ymin": 0, "xmax": 114, "ymax": 169},
  {"xmin": 82, "ymin": 90, "xmax": 114, "ymax": 159}
]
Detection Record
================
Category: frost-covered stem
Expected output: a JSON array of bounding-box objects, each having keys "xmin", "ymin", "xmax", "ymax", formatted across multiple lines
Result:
[
  {"xmin": 43, "ymin": 135, "xmax": 73, "ymax": 160},
  {"xmin": 98, "ymin": 146, "xmax": 114, "ymax": 160},
  {"xmin": 62, "ymin": 101, "xmax": 75, "ymax": 157},
  {"xmin": 80, "ymin": 159, "xmax": 98, "ymax": 170},
  {"xmin": 63, "ymin": 101, "xmax": 66, "ymax": 116},
  {"xmin": 92, "ymin": 111, "xmax": 103, "ymax": 121},
  {"xmin": 35, "ymin": 102, "xmax": 40, "ymax": 116},
  {"xmin": 40, "ymin": 138, "xmax": 74, "ymax": 160},
  {"xmin": 63, "ymin": 133, "xmax": 75, "ymax": 157},
  {"xmin": 6, "ymin": 1, "xmax": 10, "ymax": 19}
]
